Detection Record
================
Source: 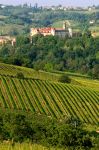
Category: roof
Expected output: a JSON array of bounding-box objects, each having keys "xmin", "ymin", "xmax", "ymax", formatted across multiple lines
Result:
[
  {"xmin": 31, "ymin": 27, "xmax": 68, "ymax": 33},
  {"xmin": 38, "ymin": 27, "xmax": 54, "ymax": 33}
]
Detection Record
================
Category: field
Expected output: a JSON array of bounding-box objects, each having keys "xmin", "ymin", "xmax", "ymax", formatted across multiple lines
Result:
[
  {"xmin": 0, "ymin": 143, "xmax": 63, "ymax": 150},
  {"xmin": 52, "ymin": 19, "xmax": 99, "ymax": 37},
  {"xmin": 0, "ymin": 140, "xmax": 99, "ymax": 150},
  {"xmin": 0, "ymin": 24, "xmax": 24, "ymax": 35},
  {"xmin": 53, "ymin": 70, "xmax": 99, "ymax": 91},
  {"xmin": 0, "ymin": 63, "xmax": 60, "ymax": 81},
  {"xmin": 52, "ymin": 20, "xmax": 81, "ymax": 32},
  {"xmin": 0, "ymin": 63, "xmax": 99, "ymax": 124},
  {"xmin": 72, "ymin": 77, "xmax": 99, "ymax": 92},
  {"xmin": 1, "ymin": 62, "xmax": 99, "ymax": 91},
  {"xmin": 0, "ymin": 142, "xmax": 99, "ymax": 150}
]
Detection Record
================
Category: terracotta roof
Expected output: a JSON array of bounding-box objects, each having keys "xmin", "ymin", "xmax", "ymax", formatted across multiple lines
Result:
[
  {"xmin": 31, "ymin": 27, "xmax": 67, "ymax": 33},
  {"xmin": 37, "ymin": 27, "xmax": 54, "ymax": 33}
]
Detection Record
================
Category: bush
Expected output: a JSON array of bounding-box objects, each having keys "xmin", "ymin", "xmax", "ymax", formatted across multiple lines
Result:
[
  {"xmin": 16, "ymin": 72, "xmax": 24, "ymax": 79},
  {"xmin": 0, "ymin": 110, "xmax": 95, "ymax": 149},
  {"xmin": 58, "ymin": 74, "xmax": 71, "ymax": 83}
]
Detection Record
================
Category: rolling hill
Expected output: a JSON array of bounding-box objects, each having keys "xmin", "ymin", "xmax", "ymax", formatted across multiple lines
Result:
[{"xmin": 0, "ymin": 63, "xmax": 99, "ymax": 124}]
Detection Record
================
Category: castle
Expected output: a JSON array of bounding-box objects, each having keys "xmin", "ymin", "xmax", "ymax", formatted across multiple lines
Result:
[{"xmin": 30, "ymin": 22, "xmax": 73, "ymax": 38}]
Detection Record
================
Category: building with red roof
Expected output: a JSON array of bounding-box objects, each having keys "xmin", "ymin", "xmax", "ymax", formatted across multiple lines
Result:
[{"xmin": 30, "ymin": 22, "xmax": 73, "ymax": 38}]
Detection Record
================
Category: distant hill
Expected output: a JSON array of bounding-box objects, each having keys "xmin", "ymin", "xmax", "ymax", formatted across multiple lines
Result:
[{"xmin": 0, "ymin": 63, "xmax": 99, "ymax": 124}]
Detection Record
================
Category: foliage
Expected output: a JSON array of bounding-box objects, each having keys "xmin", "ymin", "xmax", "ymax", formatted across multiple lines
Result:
[
  {"xmin": 16, "ymin": 72, "xmax": 24, "ymax": 79},
  {"xmin": 58, "ymin": 74, "xmax": 71, "ymax": 83},
  {"xmin": 0, "ymin": 34, "xmax": 99, "ymax": 78},
  {"xmin": 0, "ymin": 110, "xmax": 98, "ymax": 149}
]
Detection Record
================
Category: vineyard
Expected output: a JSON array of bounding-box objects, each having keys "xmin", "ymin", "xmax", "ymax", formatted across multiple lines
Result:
[
  {"xmin": 0, "ymin": 74, "xmax": 99, "ymax": 124},
  {"xmin": 0, "ymin": 63, "xmax": 99, "ymax": 91},
  {"xmin": 0, "ymin": 63, "xmax": 60, "ymax": 81}
]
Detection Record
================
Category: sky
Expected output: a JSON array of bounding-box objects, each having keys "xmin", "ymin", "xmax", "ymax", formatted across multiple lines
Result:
[{"xmin": 1, "ymin": 0, "xmax": 99, "ymax": 7}]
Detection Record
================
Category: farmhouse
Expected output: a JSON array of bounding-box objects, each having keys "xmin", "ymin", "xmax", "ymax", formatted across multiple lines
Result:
[
  {"xmin": 30, "ymin": 22, "xmax": 73, "ymax": 38},
  {"xmin": 0, "ymin": 36, "xmax": 16, "ymax": 46}
]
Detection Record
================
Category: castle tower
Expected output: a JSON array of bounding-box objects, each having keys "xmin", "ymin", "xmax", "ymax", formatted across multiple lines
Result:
[{"xmin": 63, "ymin": 21, "xmax": 67, "ymax": 30}]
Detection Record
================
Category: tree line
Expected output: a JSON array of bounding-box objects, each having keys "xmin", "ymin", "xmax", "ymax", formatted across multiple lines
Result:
[{"xmin": 0, "ymin": 32, "xmax": 99, "ymax": 78}]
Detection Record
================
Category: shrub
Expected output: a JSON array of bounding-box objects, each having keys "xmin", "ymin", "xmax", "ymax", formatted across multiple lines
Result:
[
  {"xmin": 58, "ymin": 74, "xmax": 71, "ymax": 83},
  {"xmin": 16, "ymin": 72, "xmax": 24, "ymax": 79}
]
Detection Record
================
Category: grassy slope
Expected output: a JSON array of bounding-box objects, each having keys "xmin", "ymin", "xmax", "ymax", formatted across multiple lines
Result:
[
  {"xmin": 0, "ymin": 143, "xmax": 64, "ymax": 150},
  {"xmin": 1, "ymin": 62, "xmax": 99, "ymax": 91},
  {"xmin": 0, "ymin": 63, "xmax": 99, "ymax": 124},
  {"xmin": 0, "ymin": 24, "xmax": 24, "ymax": 35},
  {"xmin": 0, "ymin": 62, "xmax": 60, "ymax": 81}
]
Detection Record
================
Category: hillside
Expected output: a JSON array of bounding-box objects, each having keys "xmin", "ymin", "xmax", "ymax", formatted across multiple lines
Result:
[
  {"xmin": 0, "ymin": 62, "xmax": 60, "ymax": 81},
  {"xmin": 0, "ymin": 63, "xmax": 99, "ymax": 124},
  {"xmin": 1, "ymin": 62, "xmax": 99, "ymax": 91},
  {"xmin": 0, "ymin": 5, "xmax": 99, "ymax": 37}
]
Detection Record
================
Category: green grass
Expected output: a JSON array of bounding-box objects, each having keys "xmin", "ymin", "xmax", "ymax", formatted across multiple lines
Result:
[
  {"xmin": 72, "ymin": 77, "xmax": 99, "ymax": 92},
  {"xmin": 53, "ymin": 70, "xmax": 99, "ymax": 91},
  {"xmin": 0, "ymin": 141, "xmax": 99, "ymax": 150},
  {"xmin": 0, "ymin": 62, "xmax": 60, "ymax": 81},
  {"xmin": 0, "ymin": 143, "xmax": 64, "ymax": 150}
]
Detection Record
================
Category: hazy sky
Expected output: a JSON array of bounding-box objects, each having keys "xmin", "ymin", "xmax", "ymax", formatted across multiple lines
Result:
[{"xmin": 1, "ymin": 0, "xmax": 99, "ymax": 7}]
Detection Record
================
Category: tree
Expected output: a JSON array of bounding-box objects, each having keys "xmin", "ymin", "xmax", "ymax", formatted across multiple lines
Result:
[
  {"xmin": 92, "ymin": 64, "xmax": 99, "ymax": 79},
  {"xmin": 16, "ymin": 36, "xmax": 30, "ymax": 46},
  {"xmin": 13, "ymin": 58, "xmax": 23, "ymax": 66},
  {"xmin": 44, "ymin": 63, "xmax": 53, "ymax": 72},
  {"xmin": 58, "ymin": 74, "xmax": 71, "ymax": 83}
]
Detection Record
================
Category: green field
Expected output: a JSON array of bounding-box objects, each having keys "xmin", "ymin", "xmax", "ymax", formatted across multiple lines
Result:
[
  {"xmin": 0, "ymin": 143, "xmax": 60, "ymax": 150},
  {"xmin": 52, "ymin": 20, "xmax": 81, "ymax": 32},
  {"xmin": 0, "ymin": 63, "xmax": 60, "ymax": 81},
  {"xmin": 0, "ymin": 63, "xmax": 99, "ymax": 124},
  {"xmin": 52, "ymin": 19, "xmax": 99, "ymax": 37},
  {"xmin": 0, "ymin": 143, "xmax": 68, "ymax": 150},
  {"xmin": 0, "ymin": 142, "xmax": 99, "ymax": 150},
  {"xmin": 53, "ymin": 70, "xmax": 99, "ymax": 91},
  {"xmin": 0, "ymin": 24, "xmax": 24, "ymax": 35},
  {"xmin": 1, "ymin": 62, "xmax": 99, "ymax": 91}
]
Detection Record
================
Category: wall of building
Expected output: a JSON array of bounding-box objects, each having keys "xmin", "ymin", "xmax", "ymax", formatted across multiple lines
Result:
[
  {"xmin": 0, "ymin": 36, "xmax": 16, "ymax": 46},
  {"xmin": 55, "ymin": 30, "xmax": 69, "ymax": 38},
  {"xmin": 30, "ymin": 22, "xmax": 73, "ymax": 38}
]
